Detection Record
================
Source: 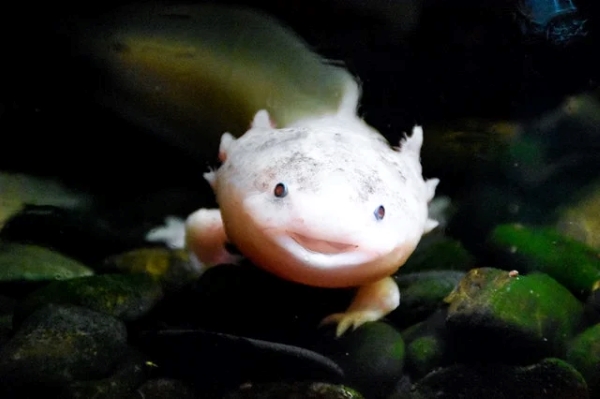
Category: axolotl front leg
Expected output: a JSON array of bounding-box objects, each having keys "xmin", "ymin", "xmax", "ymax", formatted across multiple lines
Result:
[
  {"xmin": 185, "ymin": 208, "xmax": 243, "ymax": 267},
  {"xmin": 321, "ymin": 277, "xmax": 400, "ymax": 337}
]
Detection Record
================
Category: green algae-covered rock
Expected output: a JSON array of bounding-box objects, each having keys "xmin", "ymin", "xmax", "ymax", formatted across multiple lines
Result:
[
  {"xmin": 319, "ymin": 322, "xmax": 405, "ymax": 399},
  {"xmin": 401, "ymin": 310, "xmax": 450, "ymax": 379},
  {"xmin": 224, "ymin": 382, "xmax": 364, "ymax": 399},
  {"xmin": 0, "ymin": 242, "xmax": 93, "ymax": 282},
  {"xmin": 407, "ymin": 335, "xmax": 444, "ymax": 378},
  {"xmin": 488, "ymin": 224, "xmax": 600, "ymax": 298},
  {"xmin": 389, "ymin": 270, "xmax": 464, "ymax": 328},
  {"xmin": 402, "ymin": 358, "xmax": 589, "ymax": 399},
  {"xmin": 445, "ymin": 268, "xmax": 583, "ymax": 362},
  {"xmin": 0, "ymin": 304, "xmax": 127, "ymax": 388},
  {"xmin": 103, "ymin": 247, "xmax": 200, "ymax": 291},
  {"xmin": 14, "ymin": 273, "xmax": 163, "ymax": 325},
  {"xmin": 400, "ymin": 235, "xmax": 475, "ymax": 274},
  {"xmin": 567, "ymin": 323, "xmax": 600, "ymax": 397}
]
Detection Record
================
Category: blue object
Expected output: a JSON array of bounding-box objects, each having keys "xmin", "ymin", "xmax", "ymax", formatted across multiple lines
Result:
[{"xmin": 516, "ymin": 0, "xmax": 588, "ymax": 46}]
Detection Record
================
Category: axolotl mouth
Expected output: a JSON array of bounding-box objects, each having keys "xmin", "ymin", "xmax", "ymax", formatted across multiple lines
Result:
[
  {"xmin": 288, "ymin": 232, "xmax": 359, "ymax": 254},
  {"xmin": 255, "ymin": 228, "xmax": 406, "ymax": 285},
  {"xmin": 269, "ymin": 230, "xmax": 379, "ymax": 271}
]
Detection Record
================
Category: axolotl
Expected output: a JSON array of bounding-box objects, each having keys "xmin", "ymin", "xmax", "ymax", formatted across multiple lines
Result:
[{"xmin": 185, "ymin": 86, "xmax": 439, "ymax": 337}]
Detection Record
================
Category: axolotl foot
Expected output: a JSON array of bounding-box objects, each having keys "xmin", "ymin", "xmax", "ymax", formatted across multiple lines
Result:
[
  {"xmin": 320, "ymin": 276, "xmax": 400, "ymax": 337},
  {"xmin": 185, "ymin": 208, "xmax": 243, "ymax": 267}
]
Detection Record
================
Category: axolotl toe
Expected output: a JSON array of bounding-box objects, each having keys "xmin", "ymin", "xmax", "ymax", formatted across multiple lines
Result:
[{"xmin": 186, "ymin": 106, "xmax": 439, "ymax": 337}]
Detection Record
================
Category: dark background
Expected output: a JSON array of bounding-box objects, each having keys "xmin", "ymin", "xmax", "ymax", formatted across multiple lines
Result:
[{"xmin": 1, "ymin": 0, "xmax": 598, "ymax": 202}]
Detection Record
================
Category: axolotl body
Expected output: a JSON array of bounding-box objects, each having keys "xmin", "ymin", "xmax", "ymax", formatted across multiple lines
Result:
[{"xmin": 185, "ymin": 89, "xmax": 439, "ymax": 336}]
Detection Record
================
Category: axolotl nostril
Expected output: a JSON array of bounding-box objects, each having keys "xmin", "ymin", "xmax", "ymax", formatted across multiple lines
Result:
[{"xmin": 185, "ymin": 82, "xmax": 439, "ymax": 337}]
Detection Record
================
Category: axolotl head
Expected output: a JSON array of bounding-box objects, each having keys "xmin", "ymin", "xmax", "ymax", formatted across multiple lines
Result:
[{"xmin": 207, "ymin": 110, "xmax": 439, "ymax": 288}]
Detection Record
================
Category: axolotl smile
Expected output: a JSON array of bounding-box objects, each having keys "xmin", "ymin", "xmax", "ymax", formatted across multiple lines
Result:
[
  {"xmin": 272, "ymin": 228, "xmax": 377, "ymax": 269},
  {"xmin": 287, "ymin": 232, "xmax": 359, "ymax": 254}
]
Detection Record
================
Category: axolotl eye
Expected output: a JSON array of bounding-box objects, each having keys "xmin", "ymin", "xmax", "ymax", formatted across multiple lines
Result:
[
  {"xmin": 274, "ymin": 182, "xmax": 288, "ymax": 198},
  {"xmin": 374, "ymin": 205, "xmax": 385, "ymax": 221}
]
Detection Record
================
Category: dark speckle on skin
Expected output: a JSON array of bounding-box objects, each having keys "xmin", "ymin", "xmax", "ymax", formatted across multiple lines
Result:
[
  {"xmin": 271, "ymin": 151, "xmax": 322, "ymax": 192},
  {"xmin": 379, "ymin": 153, "xmax": 406, "ymax": 182},
  {"xmin": 253, "ymin": 129, "xmax": 309, "ymax": 152},
  {"xmin": 352, "ymin": 166, "xmax": 382, "ymax": 202},
  {"xmin": 289, "ymin": 151, "xmax": 320, "ymax": 169},
  {"xmin": 229, "ymin": 124, "xmax": 415, "ymax": 210}
]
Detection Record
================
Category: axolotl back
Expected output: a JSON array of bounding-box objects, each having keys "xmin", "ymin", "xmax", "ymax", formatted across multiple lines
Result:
[{"xmin": 186, "ymin": 100, "xmax": 439, "ymax": 336}]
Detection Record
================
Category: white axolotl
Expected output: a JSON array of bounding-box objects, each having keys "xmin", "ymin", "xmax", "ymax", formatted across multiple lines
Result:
[{"xmin": 185, "ymin": 82, "xmax": 439, "ymax": 337}]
